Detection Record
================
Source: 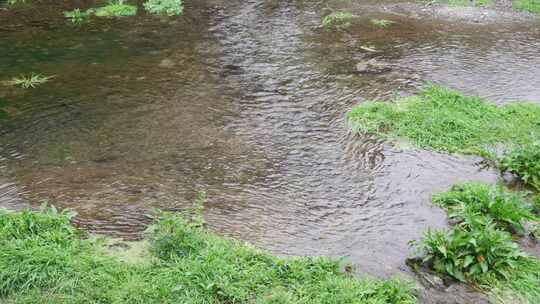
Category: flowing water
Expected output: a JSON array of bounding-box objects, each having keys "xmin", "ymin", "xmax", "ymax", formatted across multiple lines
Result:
[{"xmin": 1, "ymin": 0, "xmax": 539, "ymax": 279}]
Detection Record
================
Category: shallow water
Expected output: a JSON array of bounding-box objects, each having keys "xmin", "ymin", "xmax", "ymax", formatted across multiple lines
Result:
[{"xmin": 1, "ymin": 0, "xmax": 539, "ymax": 277}]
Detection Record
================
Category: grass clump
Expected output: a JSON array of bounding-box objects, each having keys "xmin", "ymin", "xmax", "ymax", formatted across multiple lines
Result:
[
  {"xmin": 433, "ymin": 183, "xmax": 537, "ymax": 234},
  {"xmin": 64, "ymin": 9, "xmax": 93, "ymax": 25},
  {"xmin": 322, "ymin": 12, "xmax": 354, "ymax": 29},
  {"xmin": 513, "ymin": 0, "xmax": 540, "ymax": 13},
  {"xmin": 347, "ymin": 85, "xmax": 540, "ymax": 159},
  {"xmin": 95, "ymin": 0, "xmax": 137, "ymax": 17},
  {"xmin": 0, "ymin": 207, "xmax": 417, "ymax": 304},
  {"xmin": 5, "ymin": 73, "xmax": 53, "ymax": 89},
  {"xmin": 501, "ymin": 143, "xmax": 540, "ymax": 191},
  {"xmin": 370, "ymin": 19, "xmax": 395, "ymax": 28},
  {"xmin": 143, "ymin": 0, "xmax": 183, "ymax": 16}
]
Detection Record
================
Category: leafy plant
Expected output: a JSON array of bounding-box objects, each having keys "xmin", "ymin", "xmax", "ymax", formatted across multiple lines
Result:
[
  {"xmin": 143, "ymin": 0, "xmax": 183, "ymax": 16},
  {"xmin": 417, "ymin": 221, "xmax": 527, "ymax": 282},
  {"xmin": 500, "ymin": 143, "xmax": 540, "ymax": 191},
  {"xmin": 322, "ymin": 12, "xmax": 354, "ymax": 29},
  {"xmin": 433, "ymin": 183, "xmax": 536, "ymax": 234},
  {"xmin": 370, "ymin": 19, "xmax": 395, "ymax": 28},
  {"xmin": 6, "ymin": 73, "xmax": 53, "ymax": 88},
  {"xmin": 64, "ymin": 9, "xmax": 93, "ymax": 25},
  {"xmin": 95, "ymin": 0, "xmax": 137, "ymax": 17}
]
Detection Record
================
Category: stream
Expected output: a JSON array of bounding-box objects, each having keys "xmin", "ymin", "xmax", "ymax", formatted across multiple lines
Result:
[{"xmin": 1, "ymin": 0, "xmax": 539, "ymax": 284}]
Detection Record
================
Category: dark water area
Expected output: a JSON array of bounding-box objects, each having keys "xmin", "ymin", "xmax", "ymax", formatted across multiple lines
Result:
[{"xmin": 1, "ymin": 0, "xmax": 539, "ymax": 280}]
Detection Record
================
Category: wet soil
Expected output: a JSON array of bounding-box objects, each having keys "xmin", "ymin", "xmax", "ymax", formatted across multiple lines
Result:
[{"xmin": 1, "ymin": 1, "xmax": 539, "ymax": 303}]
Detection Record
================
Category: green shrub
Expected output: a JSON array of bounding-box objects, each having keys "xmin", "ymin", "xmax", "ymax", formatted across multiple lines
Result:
[
  {"xmin": 417, "ymin": 222, "xmax": 526, "ymax": 282},
  {"xmin": 0, "ymin": 208, "xmax": 417, "ymax": 303},
  {"xmin": 143, "ymin": 0, "xmax": 183, "ymax": 16},
  {"xmin": 433, "ymin": 183, "xmax": 536, "ymax": 234},
  {"xmin": 514, "ymin": 0, "xmax": 540, "ymax": 13},
  {"xmin": 500, "ymin": 143, "xmax": 540, "ymax": 191},
  {"xmin": 348, "ymin": 85, "xmax": 540, "ymax": 158},
  {"xmin": 95, "ymin": 0, "xmax": 137, "ymax": 17},
  {"xmin": 322, "ymin": 12, "xmax": 354, "ymax": 29}
]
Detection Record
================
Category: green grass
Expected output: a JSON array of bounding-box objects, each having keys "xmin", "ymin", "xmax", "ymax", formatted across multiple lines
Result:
[
  {"xmin": 322, "ymin": 12, "xmax": 354, "ymax": 29},
  {"xmin": 0, "ymin": 207, "xmax": 417, "ymax": 304},
  {"xmin": 433, "ymin": 183, "xmax": 537, "ymax": 234},
  {"xmin": 6, "ymin": 73, "xmax": 53, "ymax": 89},
  {"xmin": 347, "ymin": 85, "xmax": 540, "ymax": 159},
  {"xmin": 370, "ymin": 19, "xmax": 395, "ymax": 28},
  {"xmin": 94, "ymin": 0, "xmax": 137, "ymax": 17},
  {"xmin": 413, "ymin": 183, "xmax": 540, "ymax": 303},
  {"xmin": 143, "ymin": 0, "xmax": 183, "ymax": 16},
  {"xmin": 513, "ymin": 0, "xmax": 540, "ymax": 13}
]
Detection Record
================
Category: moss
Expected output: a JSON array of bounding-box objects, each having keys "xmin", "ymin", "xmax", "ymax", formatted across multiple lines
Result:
[
  {"xmin": 0, "ymin": 208, "xmax": 417, "ymax": 304},
  {"xmin": 347, "ymin": 85, "xmax": 540, "ymax": 159}
]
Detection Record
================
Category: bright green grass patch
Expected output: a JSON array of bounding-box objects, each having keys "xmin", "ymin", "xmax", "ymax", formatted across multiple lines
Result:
[
  {"xmin": 0, "ymin": 207, "xmax": 417, "ymax": 304},
  {"xmin": 95, "ymin": 0, "xmax": 137, "ymax": 17},
  {"xmin": 514, "ymin": 0, "xmax": 540, "ymax": 13},
  {"xmin": 143, "ymin": 0, "xmax": 183, "ymax": 16},
  {"xmin": 433, "ymin": 183, "xmax": 537, "ymax": 234},
  {"xmin": 347, "ymin": 85, "xmax": 540, "ymax": 159}
]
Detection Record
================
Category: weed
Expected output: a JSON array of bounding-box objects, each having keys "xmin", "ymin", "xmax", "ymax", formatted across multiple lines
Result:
[
  {"xmin": 433, "ymin": 183, "xmax": 536, "ymax": 234},
  {"xmin": 322, "ymin": 12, "xmax": 354, "ymax": 29},
  {"xmin": 370, "ymin": 19, "xmax": 395, "ymax": 28},
  {"xmin": 513, "ymin": 0, "xmax": 540, "ymax": 13},
  {"xmin": 6, "ymin": 73, "xmax": 53, "ymax": 89},
  {"xmin": 347, "ymin": 85, "xmax": 540, "ymax": 159},
  {"xmin": 416, "ymin": 222, "xmax": 527, "ymax": 282},
  {"xmin": 64, "ymin": 9, "xmax": 93, "ymax": 25},
  {"xmin": 0, "ymin": 207, "xmax": 417, "ymax": 303},
  {"xmin": 500, "ymin": 143, "xmax": 540, "ymax": 191},
  {"xmin": 143, "ymin": 0, "xmax": 183, "ymax": 16},
  {"xmin": 95, "ymin": 0, "xmax": 137, "ymax": 17},
  {"xmin": 413, "ymin": 182, "xmax": 540, "ymax": 302}
]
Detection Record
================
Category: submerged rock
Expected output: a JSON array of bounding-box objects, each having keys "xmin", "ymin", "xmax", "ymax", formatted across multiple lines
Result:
[
  {"xmin": 406, "ymin": 258, "xmax": 490, "ymax": 304},
  {"xmin": 159, "ymin": 58, "xmax": 176, "ymax": 68},
  {"xmin": 355, "ymin": 58, "xmax": 391, "ymax": 74}
]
